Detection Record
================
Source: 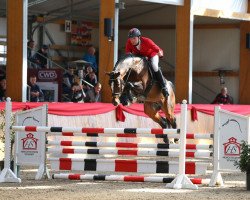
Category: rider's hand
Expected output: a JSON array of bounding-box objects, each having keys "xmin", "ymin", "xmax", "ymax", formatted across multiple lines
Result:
[{"xmin": 158, "ymin": 50, "xmax": 163, "ymax": 58}]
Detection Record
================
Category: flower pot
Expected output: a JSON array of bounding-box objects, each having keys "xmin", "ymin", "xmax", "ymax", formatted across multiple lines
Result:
[{"xmin": 247, "ymin": 163, "xmax": 250, "ymax": 191}]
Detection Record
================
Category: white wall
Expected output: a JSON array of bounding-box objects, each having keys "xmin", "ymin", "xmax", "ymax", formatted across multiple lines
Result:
[
  {"xmin": 44, "ymin": 23, "xmax": 67, "ymax": 45},
  {"xmin": 192, "ymin": 28, "xmax": 240, "ymax": 103},
  {"xmin": 193, "ymin": 29, "xmax": 240, "ymax": 71}
]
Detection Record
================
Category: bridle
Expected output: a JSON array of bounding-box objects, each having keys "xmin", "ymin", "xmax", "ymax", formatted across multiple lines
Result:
[{"xmin": 109, "ymin": 68, "xmax": 133, "ymax": 97}]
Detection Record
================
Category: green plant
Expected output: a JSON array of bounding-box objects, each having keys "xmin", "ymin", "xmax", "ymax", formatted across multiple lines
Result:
[
  {"xmin": 0, "ymin": 109, "xmax": 16, "ymax": 156},
  {"xmin": 234, "ymin": 141, "xmax": 250, "ymax": 173}
]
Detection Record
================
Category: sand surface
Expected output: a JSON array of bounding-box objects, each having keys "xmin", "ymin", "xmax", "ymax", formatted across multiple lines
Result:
[{"xmin": 0, "ymin": 169, "xmax": 249, "ymax": 200}]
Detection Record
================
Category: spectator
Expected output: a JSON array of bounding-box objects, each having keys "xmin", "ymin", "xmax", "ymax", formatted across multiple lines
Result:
[
  {"xmin": 71, "ymin": 82, "xmax": 86, "ymax": 103},
  {"xmin": 84, "ymin": 82, "xmax": 102, "ymax": 103},
  {"xmin": 28, "ymin": 75, "xmax": 43, "ymax": 102},
  {"xmin": 0, "ymin": 77, "xmax": 6, "ymax": 101},
  {"xmin": 34, "ymin": 45, "xmax": 49, "ymax": 69},
  {"xmin": 84, "ymin": 71, "xmax": 97, "ymax": 88},
  {"xmin": 62, "ymin": 66, "xmax": 75, "ymax": 95},
  {"xmin": 212, "ymin": 87, "xmax": 234, "ymax": 104},
  {"xmin": 27, "ymin": 40, "xmax": 40, "ymax": 68},
  {"xmin": 82, "ymin": 46, "xmax": 98, "ymax": 73}
]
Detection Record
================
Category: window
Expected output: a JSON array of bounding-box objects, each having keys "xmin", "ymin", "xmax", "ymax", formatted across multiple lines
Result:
[{"xmin": 0, "ymin": 38, "xmax": 7, "ymax": 65}]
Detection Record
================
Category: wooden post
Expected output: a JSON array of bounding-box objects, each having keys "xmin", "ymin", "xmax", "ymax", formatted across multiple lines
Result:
[
  {"xmin": 99, "ymin": 0, "xmax": 115, "ymax": 103},
  {"xmin": 6, "ymin": 0, "xmax": 27, "ymax": 102},
  {"xmin": 239, "ymin": 1, "xmax": 250, "ymax": 104},
  {"xmin": 238, "ymin": 2, "xmax": 250, "ymax": 104},
  {"xmin": 175, "ymin": 0, "xmax": 191, "ymax": 103}
]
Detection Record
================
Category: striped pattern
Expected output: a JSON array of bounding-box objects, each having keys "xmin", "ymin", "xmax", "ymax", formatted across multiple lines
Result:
[
  {"xmin": 47, "ymin": 148, "xmax": 213, "ymax": 158},
  {"xmin": 47, "ymin": 140, "xmax": 213, "ymax": 150},
  {"xmin": 12, "ymin": 126, "xmax": 180, "ymax": 134},
  {"xmin": 48, "ymin": 158, "xmax": 209, "ymax": 175},
  {"xmin": 47, "ymin": 132, "xmax": 212, "ymax": 139},
  {"xmin": 48, "ymin": 132, "xmax": 178, "ymax": 138},
  {"xmin": 52, "ymin": 173, "xmax": 212, "ymax": 185}
]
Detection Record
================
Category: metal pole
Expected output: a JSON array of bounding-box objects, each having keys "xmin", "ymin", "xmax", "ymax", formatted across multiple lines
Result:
[
  {"xmin": 114, "ymin": 0, "xmax": 119, "ymax": 65},
  {"xmin": 22, "ymin": 0, "xmax": 28, "ymax": 102},
  {"xmin": 188, "ymin": 13, "xmax": 194, "ymax": 104},
  {"xmin": 179, "ymin": 100, "xmax": 187, "ymax": 175}
]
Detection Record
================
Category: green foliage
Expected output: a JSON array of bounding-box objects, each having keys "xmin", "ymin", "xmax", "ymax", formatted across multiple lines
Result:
[
  {"xmin": 234, "ymin": 141, "xmax": 250, "ymax": 173},
  {"xmin": 0, "ymin": 109, "xmax": 16, "ymax": 152}
]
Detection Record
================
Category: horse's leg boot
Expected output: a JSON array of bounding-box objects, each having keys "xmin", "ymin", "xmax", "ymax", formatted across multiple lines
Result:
[{"xmin": 154, "ymin": 69, "xmax": 169, "ymax": 97}]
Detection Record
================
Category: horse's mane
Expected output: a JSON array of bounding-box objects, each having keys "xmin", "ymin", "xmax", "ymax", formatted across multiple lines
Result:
[{"xmin": 114, "ymin": 54, "xmax": 147, "ymax": 72}]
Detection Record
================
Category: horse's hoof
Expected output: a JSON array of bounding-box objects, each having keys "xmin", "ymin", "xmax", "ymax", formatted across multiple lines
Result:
[
  {"xmin": 122, "ymin": 101, "xmax": 130, "ymax": 106},
  {"xmin": 163, "ymin": 137, "xmax": 169, "ymax": 144},
  {"xmin": 172, "ymin": 119, "xmax": 177, "ymax": 129}
]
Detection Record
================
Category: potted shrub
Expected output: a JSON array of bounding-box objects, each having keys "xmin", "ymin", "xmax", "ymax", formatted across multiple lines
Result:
[
  {"xmin": 0, "ymin": 109, "xmax": 16, "ymax": 171},
  {"xmin": 234, "ymin": 140, "xmax": 250, "ymax": 190}
]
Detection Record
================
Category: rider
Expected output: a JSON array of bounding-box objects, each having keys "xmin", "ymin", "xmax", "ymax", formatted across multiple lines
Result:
[{"xmin": 125, "ymin": 28, "xmax": 169, "ymax": 97}]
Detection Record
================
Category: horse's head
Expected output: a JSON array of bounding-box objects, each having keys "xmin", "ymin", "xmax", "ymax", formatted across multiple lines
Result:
[
  {"xmin": 107, "ymin": 54, "xmax": 145, "ymax": 106},
  {"xmin": 107, "ymin": 71, "xmax": 124, "ymax": 106}
]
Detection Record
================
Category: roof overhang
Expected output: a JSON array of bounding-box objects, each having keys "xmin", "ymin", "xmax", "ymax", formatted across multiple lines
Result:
[
  {"xmin": 192, "ymin": 8, "xmax": 250, "ymax": 21},
  {"xmin": 138, "ymin": 0, "xmax": 184, "ymax": 6}
]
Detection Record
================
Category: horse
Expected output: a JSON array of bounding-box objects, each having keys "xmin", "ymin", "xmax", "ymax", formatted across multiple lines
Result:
[{"xmin": 107, "ymin": 54, "xmax": 177, "ymax": 141}]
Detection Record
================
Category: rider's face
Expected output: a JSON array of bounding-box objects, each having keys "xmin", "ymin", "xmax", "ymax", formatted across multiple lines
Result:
[{"xmin": 129, "ymin": 37, "xmax": 139, "ymax": 45}]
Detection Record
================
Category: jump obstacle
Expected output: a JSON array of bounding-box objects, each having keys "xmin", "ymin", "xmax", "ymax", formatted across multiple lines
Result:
[{"xmin": 1, "ymin": 98, "xmax": 249, "ymax": 189}]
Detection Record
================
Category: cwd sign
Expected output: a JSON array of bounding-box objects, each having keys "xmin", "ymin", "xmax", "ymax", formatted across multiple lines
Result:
[{"xmin": 38, "ymin": 70, "xmax": 57, "ymax": 80}]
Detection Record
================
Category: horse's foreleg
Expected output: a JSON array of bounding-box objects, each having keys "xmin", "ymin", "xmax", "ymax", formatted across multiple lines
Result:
[{"xmin": 144, "ymin": 102, "xmax": 169, "ymax": 143}]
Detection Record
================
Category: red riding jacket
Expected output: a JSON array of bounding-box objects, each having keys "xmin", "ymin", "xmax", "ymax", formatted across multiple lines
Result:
[{"xmin": 125, "ymin": 36, "xmax": 163, "ymax": 59}]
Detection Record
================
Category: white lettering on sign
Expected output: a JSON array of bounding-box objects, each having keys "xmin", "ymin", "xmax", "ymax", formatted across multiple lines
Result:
[{"xmin": 38, "ymin": 71, "xmax": 57, "ymax": 80}]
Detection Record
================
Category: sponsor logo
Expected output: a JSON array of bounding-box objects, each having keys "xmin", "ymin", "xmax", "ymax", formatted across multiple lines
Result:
[
  {"xmin": 21, "ymin": 133, "xmax": 38, "ymax": 150},
  {"xmin": 223, "ymin": 137, "xmax": 240, "ymax": 156},
  {"xmin": 38, "ymin": 70, "xmax": 57, "ymax": 79}
]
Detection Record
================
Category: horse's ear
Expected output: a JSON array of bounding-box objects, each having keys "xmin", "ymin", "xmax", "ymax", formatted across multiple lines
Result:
[{"xmin": 114, "ymin": 71, "xmax": 120, "ymax": 78}]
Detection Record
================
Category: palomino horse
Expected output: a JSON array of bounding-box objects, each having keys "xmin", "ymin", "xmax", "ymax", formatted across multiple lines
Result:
[{"xmin": 107, "ymin": 54, "xmax": 177, "ymax": 133}]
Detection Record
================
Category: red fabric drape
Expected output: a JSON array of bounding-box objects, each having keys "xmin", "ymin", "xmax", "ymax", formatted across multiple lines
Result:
[
  {"xmin": 191, "ymin": 106, "xmax": 198, "ymax": 121},
  {"xmin": 0, "ymin": 102, "xmax": 250, "ymax": 118},
  {"xmin": 115, "ymin": 105, "xmax": 126, "ymax": 122}
]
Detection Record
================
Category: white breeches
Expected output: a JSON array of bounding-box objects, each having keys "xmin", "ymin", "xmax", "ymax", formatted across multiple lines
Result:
[{"xmin": 151, "ymin": 55, "xmax": 159, "ymax": 72}]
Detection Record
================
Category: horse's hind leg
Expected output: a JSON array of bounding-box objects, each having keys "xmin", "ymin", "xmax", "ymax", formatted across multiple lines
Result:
[
  {"xmin": 161, "ymin": 99, "xmax": 178, "ymax": 143},
  {"xmin": 161, "ymin": 98, "xmax": 176, "ymax": 129},
  {"xmin": 144, "ymin": 102, "xmax": 169, "ymax": 143}
]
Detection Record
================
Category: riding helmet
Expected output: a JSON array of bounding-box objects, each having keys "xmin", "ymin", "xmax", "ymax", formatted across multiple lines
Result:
[{"xmin": 128, "ymin": 28, "xmax": 141, "ymax": 38}]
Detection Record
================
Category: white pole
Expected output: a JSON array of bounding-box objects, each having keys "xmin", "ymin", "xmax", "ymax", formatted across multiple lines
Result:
[
  {"xmin": 22, "ymin": 0, "xmax": 28, "ymax": 102},
  {"xmin": 188, "ymin": 14, "xmax": 194, "ymax": 104},
  {"xmin": 3, "ymin": 97, "xmax": 12, "ymax": 170},
  {"xmin": 209, "ymin": 106, "xmax": 224, "ymax": 186},
  {"xmin": 179, "ymin": 100, "xmax": 188, "ymax": 175},
  {"xmin": 166, "ymin": 100, "xmax": 198, "ymax": 189}
]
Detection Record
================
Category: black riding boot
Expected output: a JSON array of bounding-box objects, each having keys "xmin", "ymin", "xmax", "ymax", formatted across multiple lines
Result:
[{"xmin": 154, "ymin": 69, "xmax": 169, "ymax": 97}]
